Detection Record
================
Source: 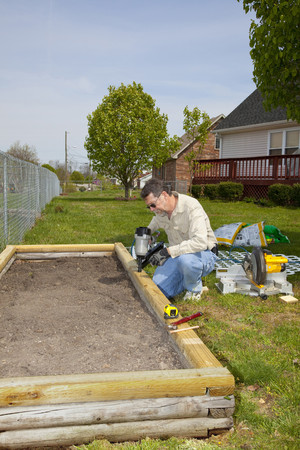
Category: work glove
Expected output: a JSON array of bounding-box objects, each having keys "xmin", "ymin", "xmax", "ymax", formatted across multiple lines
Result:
[{"xmin": 149, "ymin": 247, "xmax": 170, "ymax": 266}]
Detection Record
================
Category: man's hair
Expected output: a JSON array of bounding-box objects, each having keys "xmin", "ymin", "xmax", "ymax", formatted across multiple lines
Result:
[{"xmin": 141, "ymin": 178, "xmax": 172, "ymax": 199}]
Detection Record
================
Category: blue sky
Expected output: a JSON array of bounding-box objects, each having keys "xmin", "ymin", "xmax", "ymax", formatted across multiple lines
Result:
[{"xmin": 0, "ymin": 0, "xmax": 256, "ymax": 166}]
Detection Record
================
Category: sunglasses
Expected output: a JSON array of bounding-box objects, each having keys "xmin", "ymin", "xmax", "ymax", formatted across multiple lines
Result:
[
  {"xmin": 147, "ymin": 202, "xmax": 158, "ymax": 209},
  {"xmin": 146, "ymin": 193, "xmax": 162, "ymax": 209}
]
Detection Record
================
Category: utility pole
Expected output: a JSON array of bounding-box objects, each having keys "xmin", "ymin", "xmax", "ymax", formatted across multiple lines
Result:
[{"xmin": 64, "ymin": 131, "xmax": 68, "ymax": 191}]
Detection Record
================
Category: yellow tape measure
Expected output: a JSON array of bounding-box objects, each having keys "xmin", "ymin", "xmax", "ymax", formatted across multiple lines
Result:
[{"xmin": 164, "ymin": 304, "xmax": 179, "ymax": 319}]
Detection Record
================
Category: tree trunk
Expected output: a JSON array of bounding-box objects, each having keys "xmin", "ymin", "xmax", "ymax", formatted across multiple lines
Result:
[
  {"xmin": 124, "ymin": 184, "xmax": 130, "ymax": 199},
  {"xmin": 124, "ymin": 181, "xmax": 133, "ymax": 199}
]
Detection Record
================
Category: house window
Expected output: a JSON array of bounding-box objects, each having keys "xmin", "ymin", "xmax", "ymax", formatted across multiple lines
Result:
[
  {"xmin": 269, "ymin": 131, "xmax": 282, "ymax": 156},
  {"xmin": 286, "ymin": 130, "xmax": 299, "ymax": 155},
  {"xmin": 215, "ymin": 135, "xmax": 220, "ymax": 150},
  {"xmin": 269, "ymin": 130, "xmax": 300, "ymax": 156}
]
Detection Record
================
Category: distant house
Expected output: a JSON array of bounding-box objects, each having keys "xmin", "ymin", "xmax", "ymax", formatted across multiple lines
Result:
[
  {"xmin": 136, "ymin": 172, "xmax": 152, "ymax": 189},
  {"xmin": 193, "ymin": 90, "xmax": 300, "ymax": 198},
  {"xmin": 213, "ymin": 89, "xmax": 300, "ymax": 159},
  {"xmin": 152, "ymin": 114, "xmax": 225, "ymax": 192}
]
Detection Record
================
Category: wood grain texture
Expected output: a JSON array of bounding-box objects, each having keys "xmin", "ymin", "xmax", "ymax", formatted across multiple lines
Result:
[
  {"xmin": 0, "ymin": 417, "xmax": 234, "ymax": 448},
  {"xmin": 0, "ymin": 396, "xmax": 235, "ymax": 430},
  {"xmin": 0, "ymin": 245, "xmax": 16, "ymax": 273},
  {"xmin": 14, "ymin": 244, "xmax": 115, "ymax": 253},
  {"xmin": 16, "ymin": 251, "xmax": 113, "ymax": 259},
  {"xmin": 0, "ymin": 368, "xmax": 234, "ymax": 407}
]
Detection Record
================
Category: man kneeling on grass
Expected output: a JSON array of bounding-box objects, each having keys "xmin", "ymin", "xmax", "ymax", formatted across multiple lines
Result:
[{"xmin": 140, "ymin": 178, "xmax": 218, "ymax": 301}]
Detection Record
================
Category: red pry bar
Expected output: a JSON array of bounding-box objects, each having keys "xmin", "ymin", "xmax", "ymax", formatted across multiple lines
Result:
[{"xmin": 170, "ymin": 311, "xmax": 203, "ymax": 326}]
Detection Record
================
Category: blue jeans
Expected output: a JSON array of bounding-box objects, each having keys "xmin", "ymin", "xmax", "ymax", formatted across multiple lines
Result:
[{"xmin": 153, "ymin": 250, "xmax": 217, "ymax": 299}]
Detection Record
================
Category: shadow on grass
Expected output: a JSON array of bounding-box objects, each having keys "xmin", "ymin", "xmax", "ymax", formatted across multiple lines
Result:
[
  {"xmin": 59, "ymin": 196, "xmax": 142, "ymax": 204},
  {"xmin": 227, "ymin": 355, "xmax": 279, "ymax": 386},
  {"xmin": 281, "ymin": 230, "xmax": 300, "ymax": 249},
  {"xmin": 59, "ymin": 196, "xmax": 117, "ymax": 203}
]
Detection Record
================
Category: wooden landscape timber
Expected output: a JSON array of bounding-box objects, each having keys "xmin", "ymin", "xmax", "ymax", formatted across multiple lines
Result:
[{"xmin": 0, "ymin": 243, "xmax": 235, "ymax": 448}]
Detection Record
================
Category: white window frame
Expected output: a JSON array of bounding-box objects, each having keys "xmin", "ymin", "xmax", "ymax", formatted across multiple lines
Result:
[
  {"xmin": 268, "ymin": 127, "xmax": 300, "ymax": 156},
  {"xmin": 215, "ymin": 135, "xmax": 220, "ymax": 150},
  {"xmin": 215, "ymin": 134, "xmax": 222, "ymax": 157}
]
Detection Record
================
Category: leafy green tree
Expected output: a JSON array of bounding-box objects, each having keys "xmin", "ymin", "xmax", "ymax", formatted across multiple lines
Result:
[
  {"xmin": 70, "ymin": 171, "xmax": 84, "ymax": 184},
  {"xmin": 85, "ymin": 82, "xmax": 179, "ymax": 199},
  {"xmin": 42, "ymin": 164, "xmax": 56, "ymax": 174},
  {"xmin": 183, "ymin": 106, "xmax": 211, "ymax": 192},
  {"xmin": 238, "ymin": 0, "xmax": 300, "ymax": 121}
]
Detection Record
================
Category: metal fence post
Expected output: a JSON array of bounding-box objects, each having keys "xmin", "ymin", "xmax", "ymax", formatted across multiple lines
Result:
[
  {"xmin": 36, "ymin": 164, "xmax": 40, "ymax": 216},
  {"xmin": 3, "ymin": 156, "xmax": 8, "ymax": 245}
]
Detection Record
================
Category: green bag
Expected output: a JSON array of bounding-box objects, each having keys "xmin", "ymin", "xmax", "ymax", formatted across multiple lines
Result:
[{"xmin": 263, "ymin": 225, "xmax": 290, "ymax": 244}]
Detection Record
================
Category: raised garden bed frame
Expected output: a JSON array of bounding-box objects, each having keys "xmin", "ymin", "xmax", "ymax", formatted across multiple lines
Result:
[{"xmin": 0, "ymin": 243, "xmax": 235, "ymax": 449}]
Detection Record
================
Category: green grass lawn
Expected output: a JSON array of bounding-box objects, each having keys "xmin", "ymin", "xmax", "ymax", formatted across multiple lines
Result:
[{"xmin": 20, "ymin": 188, "xmax": 300, "ymax": 449}]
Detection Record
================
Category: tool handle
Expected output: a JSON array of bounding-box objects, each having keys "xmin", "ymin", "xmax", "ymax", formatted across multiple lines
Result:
[
  {"xmin": 141, "ymin": 241, "xmax": 164, "ymax": 269},
  {"xmin": 170, "ymin": 325, "xmax": 199, "ymax": 334},
  {"xmin": 171, "ymin": 311, "xmax": 203, "ymax": 326}
]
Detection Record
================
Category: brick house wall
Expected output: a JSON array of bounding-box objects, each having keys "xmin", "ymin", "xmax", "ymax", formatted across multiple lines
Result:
[{"xmin": 153, "ymin": 115, "xmax": 224, "ymax": 189}]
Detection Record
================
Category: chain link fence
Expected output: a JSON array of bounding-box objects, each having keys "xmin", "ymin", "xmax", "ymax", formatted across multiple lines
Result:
[
  {"xmin": 0, "ymin": 150, "xmax": 61, "ymax": 251},
  {"xmin": 163, "ymin": 180, "xmax": 188, "ymax": 194}
]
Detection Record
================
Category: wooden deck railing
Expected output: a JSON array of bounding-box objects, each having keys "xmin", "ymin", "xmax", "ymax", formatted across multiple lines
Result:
[{"xmin": 193, "ymin": 154, "xmax": 300, "ymax": 186}]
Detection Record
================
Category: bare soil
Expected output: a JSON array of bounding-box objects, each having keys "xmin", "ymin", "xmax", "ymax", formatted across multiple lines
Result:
[{"xmin": 0, "ymin": 255, "xmax": 187, "ymax": 377}]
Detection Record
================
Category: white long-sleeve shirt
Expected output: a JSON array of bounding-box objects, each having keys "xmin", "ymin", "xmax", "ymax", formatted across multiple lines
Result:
[{"xmin": 147, "ymin": 192, "xmax": 217, "ymax": 258}]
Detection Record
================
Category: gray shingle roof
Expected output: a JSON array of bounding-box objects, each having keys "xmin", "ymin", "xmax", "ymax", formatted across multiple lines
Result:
[{"xmin": 214, "ymin": 89, "xmax": 287, "ymax": 131}]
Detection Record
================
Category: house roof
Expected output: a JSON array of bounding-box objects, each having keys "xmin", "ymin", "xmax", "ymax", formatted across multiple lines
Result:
[
  {"xmin": 214, "ymin": 89, "xmax": 287, "ymax": 132},
  {"xmin": 138, "ymin": 171, "xmax": 152, "ymax": 180},
  {"xmin": 171, "ymin": 114, "xmax": 225, "ymax": 159}
]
